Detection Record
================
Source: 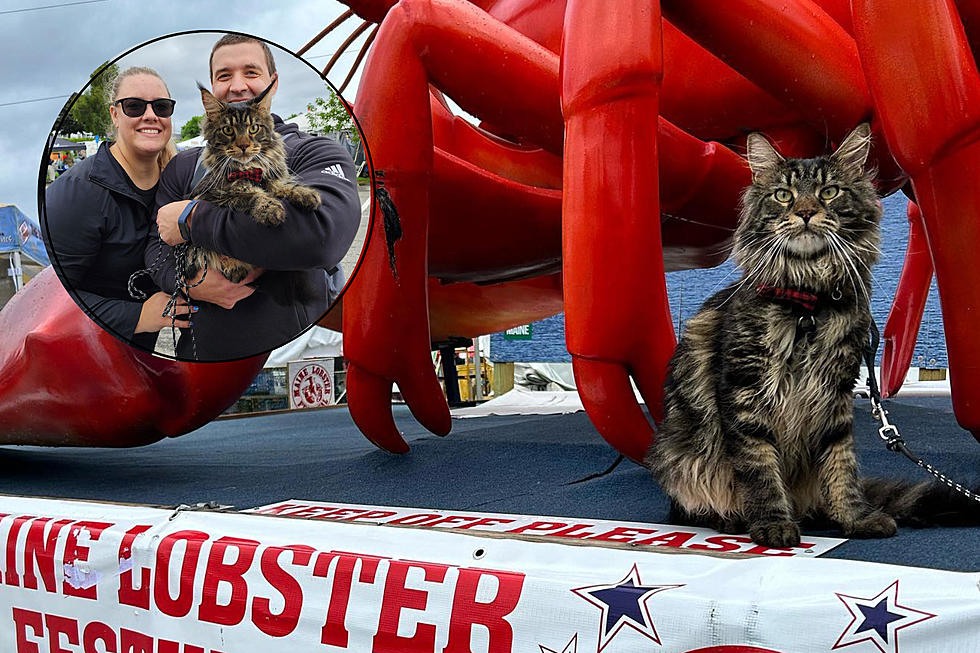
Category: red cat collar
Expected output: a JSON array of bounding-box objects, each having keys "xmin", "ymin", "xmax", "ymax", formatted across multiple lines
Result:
[
  {"xmin": 227, "ymin": 168, "xmax": 263, "ymax": 183},
  {"xmin": 756, "ymin": 284, "xmax": 819, "ymax": 311}
]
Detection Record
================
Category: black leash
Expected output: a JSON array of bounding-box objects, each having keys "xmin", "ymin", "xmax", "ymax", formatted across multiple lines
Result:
[
  {"xmin": 864, "ymin": 320, "xmax": 980, "ymax": 503},
  {"xmin": 128, "ymin": 236, "xmax": 205, "ymax": 360},
  {"xmin": 566, "ymin": 455, "xmax": 625, "ymax": 485}
]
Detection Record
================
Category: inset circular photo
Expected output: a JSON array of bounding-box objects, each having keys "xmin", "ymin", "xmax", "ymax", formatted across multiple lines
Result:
[{"xmin": 41, "ymin": 30, "xmax": 366, "ymax": 362}]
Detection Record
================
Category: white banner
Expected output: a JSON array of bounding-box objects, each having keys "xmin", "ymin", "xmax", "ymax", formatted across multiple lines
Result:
[
  {"xmin": 248, "ymin": 500, "xmax": 846, "ymax": 557},
  {"xmin": 0, "ymin": 495, "xmax": 976, "ymax": 653}
]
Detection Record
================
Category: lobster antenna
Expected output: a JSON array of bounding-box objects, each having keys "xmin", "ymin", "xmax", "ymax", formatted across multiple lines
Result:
[
  {"xmin": 339, "ymin": 24, "xmax": 379, "ymax": 94},
  {"xmin": 297, "ymin": 9, "xmax": 354, "ymax": 56},
  {"xmin": 323, "ymin": 20, "xmax": 372, "ymax": 79}
]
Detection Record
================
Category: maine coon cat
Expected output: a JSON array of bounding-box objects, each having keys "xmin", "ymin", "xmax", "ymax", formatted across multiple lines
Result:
[
  {"xmin": 183, "ymin": 80, "xmax": 320, "ymax": 283},
  {"xmin": 645, "ymin": 123, "xmax": 978, "ymax": 548}
]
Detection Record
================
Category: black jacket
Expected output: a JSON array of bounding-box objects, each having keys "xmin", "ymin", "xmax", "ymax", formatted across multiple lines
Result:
[
  {"xmin": 43, "ymin": 142, "xmax": 159, "ymax": 350},
  {"xmin": 146, "ymin": 115, "xmax": 360, "ymax": 361}
]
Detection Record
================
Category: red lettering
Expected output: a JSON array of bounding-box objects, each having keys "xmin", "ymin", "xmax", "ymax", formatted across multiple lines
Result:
[
  {"xmin": 118, "ymin": 525, "xmax": 153, "ymax": 609},
  {"xmin": 119, "ymin": 628, "xmax": 153, "ymax": 653},
  {"xmin": 551, "ymin": 524, "xmax": 599, "ymax": 539},
  {"xmin": 317, "ymin": 552, "xmax": 385, "ymax": 648},
  {"xmin": 82, "ymin": 622, "xmax": 117, "ymax": 653},
  {"xmin": 444, "ymin": 568, "xmax": 526, "ymax": 653},
  {"xmin": 427, "ymin": 516, "xmax": 480, "ymax": 528},
  {"xmin": 198, "ymin": 536, "xmax": 259, "ymax": 626},
  {"xmin": 293, "ymin": 507, "xmax": 340, "ymax": 519},
  {"xmin": 505, "ymin": 521, "xmax": 566, "ymax": 535},
  {"xmin": 23, "ymin": 518, "xmax": 72, "ymax": 592},
  {"xmin": 254, "ymin": 544, "xmax": 314, "ymax": 637},
  {"xmin": 688, "ymin": 535, "xmax": 753, "ymax": 553},
  {"xmin": 157, "ymin": 640, "xmax": 197, "ymax": 653},
  {"xmin": 63, "ymin": 521, "xmax": 110, "ymax": 599},
  {"xmin": 454, "ymin": 518, "xmax": 516, "ymax": 530},
  {"xmin": 44, "ymin": 614, "xmax": 79, "ymax": 653},
  {"xmin": 12, "ymin": 607, "xmax": 43, "ymax": 653},
  {"xmin": 252, "ymin": 503, "xmax": 305, "ymax": 515},
  {"xmin": 386, "ymin": 513, "xmax": 443, "ymax": 526},
  {"xmin": 373, "ymin": 560, "xmax": 449, "ymax": 653},
  {"xmin": 154, "ymin": 530, "xmax": 209, "ymax": 618},
  {"xmin": 327, "ymin": 508, "xmax": 367, "ymax": 520},
  {"xmin": 743, "ymin": 541, "xmax": 813, "ymax": 557},
  {"xmin": 633, "ymin": 531, "xmax": 696, "ymax": 547},
  {"xmin": 352, "ymin": 510, "xmax": 397, "ymax": 522},
  {"xmin": 589, "ymin": 527, "xmax": 658, "ymax": 543},
  {"xmin": 5, "ymin": 515, "xmax": 35, "ymax": 587}
]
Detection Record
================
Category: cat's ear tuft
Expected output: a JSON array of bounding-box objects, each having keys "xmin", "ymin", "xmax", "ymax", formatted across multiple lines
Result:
[
  {"xmin": 198, "ymin": 83, "xmax": 223, "ymax": 118},
  {"xmin": 746, "ymin": 132, "xmax": 784, "ymax": 181},
  {"xmin": 832, "ymin": 123, "xmax": 872, "ymax": 178},
  {"xmin": 252, "ymin": 75, "xmax": 277, "ymax": 113}
]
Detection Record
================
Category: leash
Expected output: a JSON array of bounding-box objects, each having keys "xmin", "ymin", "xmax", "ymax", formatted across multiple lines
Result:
[
  {"xmin": 128, "ymin": 236, "xmax": 204, "ymax": 360},
  {"xmin": 863, "ymin": 320, "xmax": 980, "ymax": 503}
]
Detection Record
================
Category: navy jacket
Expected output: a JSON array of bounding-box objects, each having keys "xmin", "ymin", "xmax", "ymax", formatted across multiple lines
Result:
[
  {"xmin": 43, "ymin": 142, "xmax": 159, "ymax": 350},
  {"xmin": 146, "ymin": 115, "xmax": 360, "ymax": 361}
]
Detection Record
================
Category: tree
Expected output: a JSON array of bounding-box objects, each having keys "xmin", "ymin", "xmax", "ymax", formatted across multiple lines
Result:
[
  {"xmin": 305, "ymin": 93, "xmax": 359, "ymax": 145},
  {"xmin": 54, "ymin": 98, "xmax": 86, "ymax": 137},
  {"xmin": 179, "ymin": 115, "xmax": 203, "ymax": 141},
  {"xmin": 69, "ymin": 62, "xmax": 118, "ymax": 139}
]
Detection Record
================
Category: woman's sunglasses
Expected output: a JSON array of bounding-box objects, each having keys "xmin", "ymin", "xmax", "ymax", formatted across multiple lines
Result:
[{"xmin": 113, "ymin": 97, "xmax": 176, "ymax": 118}]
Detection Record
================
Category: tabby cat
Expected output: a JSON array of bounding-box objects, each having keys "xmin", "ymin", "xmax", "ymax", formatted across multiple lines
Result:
[
  {"xmin": 183, "ymin": 79, "xmax": 320, "ymax": 283},
  {"xmin": 645, "ymin": 123, "xmax": 978, "ymax": 548}
]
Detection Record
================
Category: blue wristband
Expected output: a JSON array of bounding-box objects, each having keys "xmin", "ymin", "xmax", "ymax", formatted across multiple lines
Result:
[{"xmin": 177, "ymin": 200, "xmax": 198, "ymax": 241}]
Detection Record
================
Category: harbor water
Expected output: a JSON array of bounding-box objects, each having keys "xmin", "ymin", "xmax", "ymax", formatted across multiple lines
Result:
[{"xmin": 491, "ymin": 193, "xmax": 948, "ymax": 367}]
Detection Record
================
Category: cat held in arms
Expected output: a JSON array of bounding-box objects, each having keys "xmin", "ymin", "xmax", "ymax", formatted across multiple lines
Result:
[
  {"xmin": 645, "ymin": 123, "xmax": 979, "ymax": 548},
  {"xmin": 183, "ymin": 79, "xmax": 320, "ymax": 285}
]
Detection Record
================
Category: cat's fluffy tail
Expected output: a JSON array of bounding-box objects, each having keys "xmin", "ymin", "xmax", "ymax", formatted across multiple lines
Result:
[{"xmin": 863, "ymin": 478, "xmax": 980, "ymax": 526}]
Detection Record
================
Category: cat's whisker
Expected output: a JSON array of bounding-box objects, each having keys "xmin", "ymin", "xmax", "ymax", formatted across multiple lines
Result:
[
  {"xmin": 829, "ymin": 233, "xmax": 870, "ymax": 305},
  {"xmin": 829, "ymin": 231, "xmax": 883, "ymax": 297}
]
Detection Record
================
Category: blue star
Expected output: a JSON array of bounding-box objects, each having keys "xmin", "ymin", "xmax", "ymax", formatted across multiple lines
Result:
[
  {"xmin": 589, "ymin": 579, "xmax": 652, "ymax": 637},
  {"xmin": 856, "ymin": 597, "xmax": 904, "ymax": 641},
  {"xmin": 835, "ymin": 580, "xmax": 936, "ymax": 653},
  {"xmin": 572, "ymin": 565, "xmax": 682, "ymax": 650}
]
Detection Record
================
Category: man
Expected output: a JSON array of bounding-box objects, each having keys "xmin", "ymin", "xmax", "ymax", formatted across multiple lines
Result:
[{"xmin": 150, "ymin": 34, "xmax": 360, "ymax": 361}]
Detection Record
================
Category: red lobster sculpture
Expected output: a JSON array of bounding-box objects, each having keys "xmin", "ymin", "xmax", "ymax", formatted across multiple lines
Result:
[{"xmin": 1, "ymin": 0, "xmax": 979, "ymax": 463}]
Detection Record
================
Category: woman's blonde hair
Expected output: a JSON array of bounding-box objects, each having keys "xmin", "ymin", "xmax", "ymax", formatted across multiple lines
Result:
[{"xmin": 109, "ymin": 65, "xmax": 176, "ymax": 171}]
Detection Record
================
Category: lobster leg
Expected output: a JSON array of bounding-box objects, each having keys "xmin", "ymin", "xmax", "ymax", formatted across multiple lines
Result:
[
  {"xmin": 561, "ymin": 0, "xmax": 671, "ymax": 463},
  {"xmin": 853, "ymin": 0, "xmax": 980, "ymax": 441},
  {"xmin": 0, "ymin": 269, "xmax": 264, "ymax": 446},
  {"xmin": 881, "ymin": 201, "xmax": 934, "ymax": 397},
  {"xmin": 344, "ymin": 0, "xmax": 561, "ymax": 452}
]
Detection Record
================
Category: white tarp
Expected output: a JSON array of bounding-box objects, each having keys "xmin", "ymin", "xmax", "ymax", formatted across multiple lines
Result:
[
  {"xmin": 0, "ymin": 495, "xmax": 975, "ymax": 653},
  {"xmin": 266, "ymin": 326, "xmax": 343, "ymax": 367},
  {"xmin": 453, "ymin": 385, "xmax": 586, "ymax": 417}
]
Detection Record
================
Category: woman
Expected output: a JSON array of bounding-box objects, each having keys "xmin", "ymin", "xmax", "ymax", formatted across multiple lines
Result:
[{"xmin": 44, "ymin": 66, "xmax": 192, "ymax": 351}]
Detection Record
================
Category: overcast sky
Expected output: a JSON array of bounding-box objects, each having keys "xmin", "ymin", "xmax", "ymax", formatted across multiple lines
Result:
[{"xmin": 0, "ymin": 0, "xmax": 370, "ymax": 219}]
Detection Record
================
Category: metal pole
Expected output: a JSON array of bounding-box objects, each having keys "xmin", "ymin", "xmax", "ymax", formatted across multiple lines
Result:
[
  {"xmin": 473, "ymin": 337, "xmax": 483, "ymax": 401},
  {"xmin": 10, "ymin": 252, "xmax": 22, "ymax": 293},
  {"xmin": 440, "ymin": 345, "xmax": 462, "ymax": 406}
]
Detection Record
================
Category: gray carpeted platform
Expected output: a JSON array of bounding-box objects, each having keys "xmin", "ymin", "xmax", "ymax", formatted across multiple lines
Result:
[{"xmin": 1, "ymin": 395, "xmax": 976, "ymax": 571}]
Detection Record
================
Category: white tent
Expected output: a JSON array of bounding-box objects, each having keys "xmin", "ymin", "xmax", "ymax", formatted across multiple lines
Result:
[
  {"xmin": 265, "ymin": 326, "xmax": 343, "ymax": 367},
  {"xmin": 177, "ymin": 135, "xmax": 206, "ymax": 150}
]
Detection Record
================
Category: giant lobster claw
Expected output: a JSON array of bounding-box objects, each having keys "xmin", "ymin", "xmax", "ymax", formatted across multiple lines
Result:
[
  {"xmin": 881, "ymin": 201, "xmax": 933, "ymax": 398},
  {"xmin": 0, "ymin": 268, "xmax": 265, "ymax": 446},
  {"xmin": 560, "ymin": 0, "xmax": 673, "ymax": 463},
  {"xmin": 853, "ymin": 0, "xmax": 980, "ymax": 443}
]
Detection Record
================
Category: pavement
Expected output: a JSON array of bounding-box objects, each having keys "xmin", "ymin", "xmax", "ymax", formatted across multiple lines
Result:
[{"xmin": 0, "ymin": 395, "xmax": 976, "ymax": 572}]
